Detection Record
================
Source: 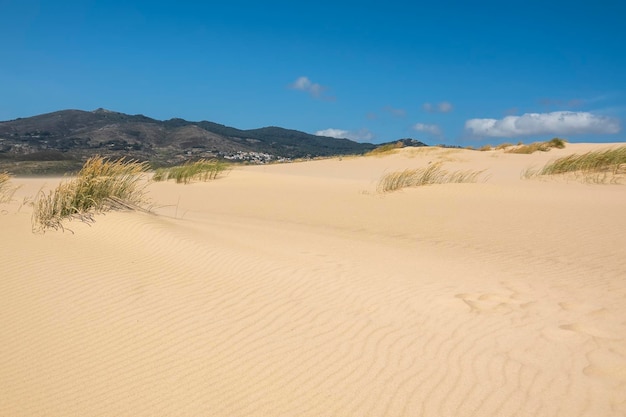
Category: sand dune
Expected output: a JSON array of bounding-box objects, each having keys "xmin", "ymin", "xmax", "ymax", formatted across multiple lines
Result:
[{"xmin": 1, "ymin": 144, "xmax": 625, "ymax": 416}]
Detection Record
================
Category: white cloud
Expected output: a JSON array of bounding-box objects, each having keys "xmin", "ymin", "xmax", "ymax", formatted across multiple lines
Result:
[
  {"xmin": 316, "ymin": 128, "xmax": 348, "ymax": 138},
  {"xmin": 413, "ymin": 123, "xmax": 441, "ymax": 136},
  {"xmin": 290, "ymin": 76, "xmax": 325, "ymax": 98},
  {"xmin": 315, "ymin": 128, "xmax": 373, "ymax": 142},
  {"xmin": 423, "ymin": 101, "xmax": 453, "ymax": 113},
  {"xmin": 465, "ymin": 111, "xmax": 621, "ymax": 137}
]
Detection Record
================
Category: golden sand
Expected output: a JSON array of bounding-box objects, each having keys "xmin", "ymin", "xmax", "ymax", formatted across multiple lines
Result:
[{"xmin": 1, "ymin": 143, "xmax": 625, "ymax": 416}]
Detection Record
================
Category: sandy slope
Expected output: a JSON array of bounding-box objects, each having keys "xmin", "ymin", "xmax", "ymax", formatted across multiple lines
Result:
[{"xmin": 1, "ymin": 144, "xmax": 625, "ymax": 416}]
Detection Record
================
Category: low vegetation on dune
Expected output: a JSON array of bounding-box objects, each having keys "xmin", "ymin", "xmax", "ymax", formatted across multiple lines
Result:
[
  {"xmin": 504, "ymin": 138, "xmax": 567, "ymax": 154},
  {"xmin": 524, "ymin": 146, "xmax": 626, "ymax": 184},
  {"xmin": 0, "ymin": 172, "xmax": 17, "ymax": 204},
  {"xmin": 152, "ymin": 159, "xmax": 229, "ymax": 184},
  {"xmin": 366, "ymin": 141, "xmax": 405, "ymax": 156},
  {"xmin": 377, "ymin": 163, "xmax": 486, "ymax": 193},
  {"xmin": 495, "ymin": 142, "xmax": 514, "ymax": 150},
  {"xmin": 467, "ymin": 138, "xmax": 567, "ymax": 153},
  {"xmin": 32, "ymin": 156, "xmax": 149, "ymax": 232}
]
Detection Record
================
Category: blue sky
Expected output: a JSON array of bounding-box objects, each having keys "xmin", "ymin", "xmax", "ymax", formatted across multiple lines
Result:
[{"xmin": 1, "ymin": 0, "xmax": 624, "ymax": 145}]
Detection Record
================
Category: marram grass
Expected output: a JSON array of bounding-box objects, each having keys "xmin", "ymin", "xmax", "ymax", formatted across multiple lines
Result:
[
  {"xmin": 152, "ymin": 159, "xmax": 228, "ymax": 184},
  {"xmin": 32, "ymin": 156, "xmax": 149, "ymax": 232},
  {"xmin": 524, "ymin": 146, "xmax": 626, "ymax": 184},
  {"xmin": 0, "ymin": 172, "xmax": 17, "ymax": 204},
  {"xmin": 505, "ymin": 138, "xmax": 567, "ymax": 154},
  {"xmin": 377, "ymin": 163, "xmax": 485, "ymax": 193},
  {"xmin": 366, "ymin": 141, "xmax": 405, "ymax": 156}
]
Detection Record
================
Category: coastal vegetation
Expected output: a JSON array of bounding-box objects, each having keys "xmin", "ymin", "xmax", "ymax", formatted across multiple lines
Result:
[
  {"xmin": 504, "ymin": 138, "xmax": 566, "ymax": 154},
  {"xmin": 32, "ymin": 156, "xmax": 149, "ymax": 232},
  {"xmin": 152, "ymin": 159, "xmax": 229, "ymax": 184},
  {"xmin": 0, "ymin": 172, "xmax": 16, "ymax": 204},
  {"xmin": 524, "ymin": 146, "xmax": 626, "ymax": 183},
  {"xmin": 465, "ymin": 138, "xmax": 567, "ymax": 153},
  {"xmin": 377, "ymin": 163, "xmax": 485, "ymax": 192},
  {"xmin": 366, "ymin": 141, "xmax": 405, "ymax": 156}
]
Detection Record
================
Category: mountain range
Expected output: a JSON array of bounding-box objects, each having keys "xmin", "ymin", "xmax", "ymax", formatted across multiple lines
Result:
[{"xmin": 0, "ymin": 109, "xmax": 427, "ymax": 173}]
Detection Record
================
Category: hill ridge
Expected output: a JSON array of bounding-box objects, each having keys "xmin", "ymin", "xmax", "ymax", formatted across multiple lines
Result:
[{"xmin": 0, "ymin": 109, "xmax": 427, "ymax": 174}]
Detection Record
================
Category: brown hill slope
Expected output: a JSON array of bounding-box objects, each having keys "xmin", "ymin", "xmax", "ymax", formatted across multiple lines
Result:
[{"xmin": 0, "ymin": 109, "xmax": 428, "ymax": 174}]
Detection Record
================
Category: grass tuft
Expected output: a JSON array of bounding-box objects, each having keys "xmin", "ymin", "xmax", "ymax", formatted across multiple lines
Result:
[
  {"xmin": 0, "ymin": 172, "xmax": 17, "ymax": 204},
  {"xmin": 377, "ymin": 163, "xmax": 485, "ymax": 193},
  {"xmin": 32, "ymin": 156, "xmax": 149, "ymax": 232},
  {"xmin": 495, "ymin": 143, "xmax": 514, "ymax": 150},
  {"xmin": 505, "ymin": 138, "xmax": 568, "ymax": 154},
  {"xmin": 527, "ymin": 146, "xmax": 626, "ymax": 184},
  {"xmin": 366, "ymin": 141, "xmax": 405, "ymax": 156},
  {"xmin": 152, "ymin": 159, "xmax": 228, "ymax": 184}
]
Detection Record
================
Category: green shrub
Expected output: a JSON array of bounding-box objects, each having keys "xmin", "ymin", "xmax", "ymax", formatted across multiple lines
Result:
[{"xmin": 547, "ymin": 137, "xmax": 567, "ymax": 149}]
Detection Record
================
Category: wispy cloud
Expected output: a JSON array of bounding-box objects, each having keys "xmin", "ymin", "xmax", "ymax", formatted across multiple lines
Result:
[
  {"xmin": 315, "ymin": 128, "xmax": 374, "ymax": 142},
  {"xmin": 539, "ymin": 93, "xmax": 616, "ymax": 109},
  {"xmin": 465, "ymin": 111, "xmax": 621, "ymax": 137},
  {"xmin": 412, "ymin": 123, "xmax": 441, "ymax": 136},
  {"xmin": 384, "ymin": 106, "xmax": 406, "ymax": 117},
  {"xmin": 290, "ymin": 76, "xmax": 326, "ymax": 98},
  {"xmin": 423, "ymin": 101, "xmax": 453, "ymax": 113},
  {"xmin": 539, "ymin": 98, "xmax": 585, "ymax": 108}
]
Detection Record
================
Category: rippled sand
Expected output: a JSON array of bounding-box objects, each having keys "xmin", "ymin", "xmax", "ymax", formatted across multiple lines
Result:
[{"xmin": 1, "ymin": 143, "xmax": 625, "ymax": 416}]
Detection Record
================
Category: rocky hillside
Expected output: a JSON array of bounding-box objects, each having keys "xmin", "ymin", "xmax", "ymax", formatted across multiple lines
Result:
[{"xmin": 0, "ymin": 109, "xmax": 427, "ymax": 174}]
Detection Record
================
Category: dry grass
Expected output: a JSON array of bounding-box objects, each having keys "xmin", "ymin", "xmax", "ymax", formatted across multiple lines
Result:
[
  {"xmin": 506, "ymin": 138, "xmax": 567, "ymax": 154},
  {"xmin": 0, "ymin": 172, "xmax": 17, "ymax": 204},
  {"xmin": 366, "ymin": 141, "xmax": 405, "ymax": 156},
  {"xmin": 495, "ymin": 143, "xmax": 514, "ymax": 150},
  {"xmin": 152, "ymin": 159, "xmax": 228, "ymax": 184},
  {"xmin": 32, "ymin": 156, "xmax": 149, "ymax": 232},
  {"xmin": 377, "ymin": 163, "xmax": 486, "ymax": 193},
  {"xmin": 525, "ymin": 146, "xmax": 626, "ymax": 184}
]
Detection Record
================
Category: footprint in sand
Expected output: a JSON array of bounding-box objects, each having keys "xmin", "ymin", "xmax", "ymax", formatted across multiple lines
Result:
[
  {"xmin": 583, "ymin": 347, "xmax": 626, "ymax": 383},
  {"xmin": 454, "ymin": 292, "xmax": 535, "ymax": 314}
]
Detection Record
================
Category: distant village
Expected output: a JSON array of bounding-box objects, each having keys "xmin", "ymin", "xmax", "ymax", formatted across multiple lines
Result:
[{"xmin": 221, "ymin": 151, "xmax": 292, "ymax": 164}]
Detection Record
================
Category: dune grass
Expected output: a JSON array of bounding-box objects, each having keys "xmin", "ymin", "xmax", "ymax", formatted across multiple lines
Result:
[
  {"xmin": 366, "ymin": 141, "xmax": 405, "ymax": 156},
  {"xmin": 377, "ymin": 163, "xmax": 485, "ymax": 193},
  {"xmin": 525, "ymin": 146, "xmax": 626, "ymax": 184},
  {"xmin": 495, "ymin": 143, "xmax": 514, "ymax": 150},
  {"xmin": 505, "ymin": 138, "xmax": 567, "ymax": 154},
  {"xmin": 32, "ymin": 156, "xmax": 149, "ymax": 232},
  {"xmin": 0, "ymin": 172, "xmax": 17, "ymax": 204},
  {"xmin": 152, "ymin": 159, "xmax": 229, "ymax": 184}
]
